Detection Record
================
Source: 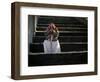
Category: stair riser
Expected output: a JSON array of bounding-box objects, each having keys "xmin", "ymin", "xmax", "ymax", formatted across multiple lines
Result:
[
  {"xmin": 36, "ymin": 28, "xmax": 87, "ymax": 31},
  {"xmin": 28, "ymin": 52, "xmax": 88, "ymax": 66},
  {"xmin": 29, "ymin": 44, "xmax": 87, "ymax": 53},
  {"xmin": 35, "ymin": 32, "xmax": 87, "ymax": 36},
  {"xmin": 32, "ymin": 37, "xmax": 87, "ymax": 43}
]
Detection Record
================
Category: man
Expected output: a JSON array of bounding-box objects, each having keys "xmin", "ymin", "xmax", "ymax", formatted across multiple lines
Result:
[{"xmin": 43, "ymin": 23, "xmax": 61, "ymax": 53}]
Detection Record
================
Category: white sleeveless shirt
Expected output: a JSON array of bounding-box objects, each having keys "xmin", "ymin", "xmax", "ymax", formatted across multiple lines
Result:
[{"xmin": 43, "ymin": 40, "xmax": 61, "ymax": 53}]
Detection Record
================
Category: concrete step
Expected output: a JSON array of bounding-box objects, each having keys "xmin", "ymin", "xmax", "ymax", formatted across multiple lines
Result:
[
  {"xmin": 37, "ymin": 24, "xmax": 86, "ymax": 28},
  {"xmin": 36, "ymin": 27, "xmax": 87, "ymax": 31},
  {"xmin": 29, "ymin": 42, "xmax": 87, "ymax": 53},
  {"xmin": 32, "ymin": 36, "xmax": 87, "ymax": 43},
  {"xmin": 35, "ymin": 32, "xmax": 87, "ymax": 36},
  {"xmin": 28, "ymin": 51, "xmax": 87, "ymax": 66},
  {"xmin": 37, "ymin": 16, "xmax": 87, "ymax": 26}
]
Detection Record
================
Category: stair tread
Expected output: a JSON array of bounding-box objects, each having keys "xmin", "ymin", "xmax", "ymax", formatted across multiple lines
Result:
[
  {"xmin": 28, "ymin": 51, "xmax": 87, "ymax": 66},
  {"xmin": 29, "ymin": 50, "xmax": 87, "ymax": 55},
  {"xmin": 37, "ymin": 26, "xmax": 87, "ymax": 28},
  {"xmin": 37, "ymin": 24, "xmax": 86, "ymax": 26},
  {"xmin": 33, "ymin": 36, "xmax": 87, "ymax": 37},
  {"xmin": 36, "ymin": 27, "xmax": 87, "ymax": 31},
  {"xmin": 31, "ymin": 42, "xmax": 87, "ymax": 45},
  {"xmin": 35, "ymin": 32, "xmax": 87, "ymax": 36},
  {"xmin": 35, "ymin": 31, "xmax": 87, "ymax": 33},
  {"xmin": 29, "ymin": 43, "xmax": 87, "ymax": 53},
  {"xmin": 32, "ymin": 36, "xmax": 87, "ymax": 43}
]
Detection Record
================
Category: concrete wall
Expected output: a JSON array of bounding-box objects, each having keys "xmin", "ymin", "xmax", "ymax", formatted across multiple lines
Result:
[{"xmin": 28, "ymin": 15, "xmax": 35, "ymax": 44}]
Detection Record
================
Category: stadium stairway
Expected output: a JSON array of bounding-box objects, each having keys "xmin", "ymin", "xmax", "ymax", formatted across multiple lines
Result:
[{"xmin": 28, "ymin": 16, "xmax": 88, "ymax": 66}]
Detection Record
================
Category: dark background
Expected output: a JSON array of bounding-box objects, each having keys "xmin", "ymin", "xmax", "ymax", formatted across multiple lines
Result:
[{"xmin": 28, "ymin": 15, "xmax": 88, "ymax": 66}]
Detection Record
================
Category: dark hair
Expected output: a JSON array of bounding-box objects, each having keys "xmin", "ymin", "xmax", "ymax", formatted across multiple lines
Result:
[{"xmin": 46, "ymin": 23, "xmax": 59, "ymax": 41}]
